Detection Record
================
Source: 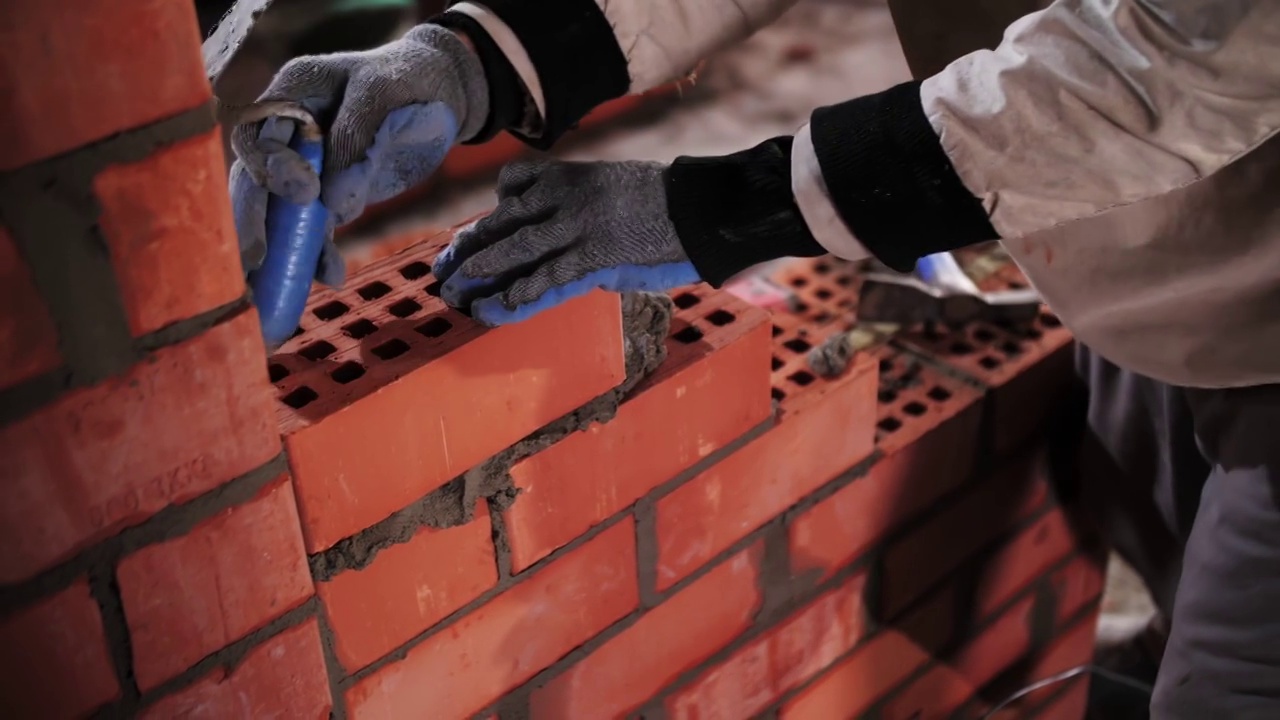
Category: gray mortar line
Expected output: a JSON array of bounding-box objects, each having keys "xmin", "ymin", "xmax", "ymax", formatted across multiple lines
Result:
[
  {"xmin": 634, "ymin": 497, "xmax": 660, "ymax": 608},
  {"xmin": 88, "ymin": 565, "xmax": 141, "ymax": 708},
  {"xmin": 486, "ymin": 499, "xmax": 514, "ymax": 582},
  {"xmin": 314, "ymin": 605, "xmax": 351, "ymax": 720},
  {"xmin": 0, "ymin": 455, "xmax": 287, "ymax": 615},
  {"xmin": 0, "ymin": 366, "xmax": 71, "ymax": 427},
  {"xmin": 135, "ymin": 295, "xmax": 253, "ymax": 353}
]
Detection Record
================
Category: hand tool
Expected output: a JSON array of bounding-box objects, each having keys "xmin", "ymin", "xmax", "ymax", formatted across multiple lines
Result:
[
  {"xmin": 856, "ymin": 251, "xmax": 1042, "ymax": 326},
  {"xmin": 203, "ymin": 0, "xmax": 333, "ymax": 349}
]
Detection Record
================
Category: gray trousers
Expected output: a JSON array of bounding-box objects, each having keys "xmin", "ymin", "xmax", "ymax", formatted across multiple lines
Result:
[{"xmin": 1072, "ymin": 344, "xmax": 1280, "ymax": 717}]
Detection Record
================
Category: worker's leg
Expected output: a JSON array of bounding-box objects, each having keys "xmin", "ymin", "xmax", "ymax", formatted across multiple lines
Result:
[{"xmin": 1151, "ymin": 382, "xmax": 1280, "ymax": 715}]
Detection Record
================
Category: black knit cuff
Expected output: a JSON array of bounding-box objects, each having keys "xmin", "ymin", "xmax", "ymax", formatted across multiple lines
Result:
[
  {"xmin": 667, "ymin": 136, "xmax": 826, "ymax": 288},
  {"xmin": 431, "ymin": 11, "xmax": 525, "ymax": 144},
  {"xmin": 445, "ymin": 0, "xmax": 630, "ymax": 151},
  {"xmin": 810, "ymin": 81, "xmax": 999, "ymax": 272}
]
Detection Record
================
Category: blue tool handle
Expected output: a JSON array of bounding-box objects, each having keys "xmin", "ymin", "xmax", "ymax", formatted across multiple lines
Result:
[{"xmin": 249, "ymin": 133, "xmax": 329, "ymax": 349}]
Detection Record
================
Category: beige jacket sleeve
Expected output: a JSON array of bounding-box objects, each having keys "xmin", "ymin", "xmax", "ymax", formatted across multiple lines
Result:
[{"xmin": 921, "ymin": 0, "xmax": 1280, "ymax": 239}]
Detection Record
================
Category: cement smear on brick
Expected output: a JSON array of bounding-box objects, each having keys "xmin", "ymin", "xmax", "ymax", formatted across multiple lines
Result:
[{"xmin": 310, "ymin": 292, "xmax": 675, "ymax": 579}]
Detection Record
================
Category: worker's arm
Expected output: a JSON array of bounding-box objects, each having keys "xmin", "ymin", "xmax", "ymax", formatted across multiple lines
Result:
[
  {"xmin": 789, "ymin": 0, "xmax": 1280, "ymax": 272},
  {"xmin": 432, "ymin": 0, "xmax": 801, "ymax": 149},
  {"xmin": 434, "ymin": 0, "xmax": 1280, "ymax": 325}
]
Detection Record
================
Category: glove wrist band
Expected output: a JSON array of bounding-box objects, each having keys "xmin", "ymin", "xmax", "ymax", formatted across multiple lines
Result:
[{"xmin": 430, "ymin": 12, "xmax": 527, "ymax": 144}]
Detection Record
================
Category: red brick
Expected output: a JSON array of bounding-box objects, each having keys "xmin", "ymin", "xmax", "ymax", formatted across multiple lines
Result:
[
  {"xmin": 780, "ymin": 631, "xmax": 931, "ymax": 719},
  {"xmin": 0, "ymin": 581, "xmax": 119, "ymax": 718},
  {"xmin": 119, "ymin": 477, "xmax": 313, "ymax": 690},
  {"xmin": 318, "ymin": 505, "xmax": 498, "ymax": 672},
  {"xmin": 666, "ymin": 572, "xmax": 871, "ymax": 719},
  {"xmin": 532, "ymin": 543, "xmax": 763, "ymax": 719},
  {"xmin": 1018, "ymin": 612, "xmax": 1099, "ymax": 709},
  {"xmin": 790, "ymin": 383, "xmax": 980, "ymax": 579},
  {"xmin": 347, "ymin": 518, "xmax": 638, "ymax": 719},
  {"xmin": 973, "ymin": 510, "xmax": 1078, "ymax": 619},
  {"xmin": 1048, "ymin": 555, "xmax": 1106, "ymax": 624},
  {"xmin": 507, "ymin": 288, "xmax": 772, "ymax": 571},
  {"xmin": 880, "ymin": 449, "xmax": 1051, "ymax": 618},
  {"xmin": 882, "ymin": 663, "xmax": 978, "ymax": 720},
  {"xmin": 0, "ymin": 226, "xmax": 59, "ymax": 389},
  {"xmin": 94, "ymin": 130, "xmax": 244, "ymax": 336},
  {"xmin": 0, "ymin": 0, "xmax": 212, "ymax": 170},
  {"xmin": 656, "ymin": 347, "xmax": 876, "ymax": 590},
  {"xmin": 953, "ymin": 595, "xmax": 1036, "ymax": 689},
  {"xmin": 274, "ymin": 231, "xmax": 627, "ymax": 552},
  {"xmin": 140, "ymin": 619, "xmax": 332, "ymax": 720},
  {"xmin": 0, "ymin": 309, "xmax": 280, "ymax": 583}
]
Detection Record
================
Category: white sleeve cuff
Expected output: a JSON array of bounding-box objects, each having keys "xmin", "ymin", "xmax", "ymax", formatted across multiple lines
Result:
[
  {"xmin": 791, "ymin": 123, "xmax": 871, "ymax": 262},
  {"xmin": 449, "ymin": 2, "xmax": 547, "ymax": 121}
]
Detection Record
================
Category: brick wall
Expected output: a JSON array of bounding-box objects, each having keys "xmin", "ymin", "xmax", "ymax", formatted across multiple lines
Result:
[{"xmin": 0, "ymin": 2, "xmax": 1104, "ymax": 718}]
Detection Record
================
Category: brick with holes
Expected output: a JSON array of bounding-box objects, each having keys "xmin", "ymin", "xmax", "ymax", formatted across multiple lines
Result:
[
  {"xmin": 0, "ymin": 226, "xmax": 59, "ymax": 390},
  {"xmin": 530, "ymin": 542, "xmax": 763, "ymax": 720},
  {"xmin": 317, "ymin": 502, "xmax": 498, "ymax": 672},
  {"xmin": 140, "ymin": 619, "xmax": 332, "ymax": 720},
  {"xmin": 790, "ymin": 347, "xmax": 983, "ymax": 579},
  {"xmin": 346, "ymin": 518, "xmax": 638, "ymax": 719},
  {"xmin": 117, "ymin": 475, "xmax": 313, "ymax": 690},
  {"xmin": 93, "ymin": 129, "xmax": 244, "ymax": 336},
  {"xmin": 665, "ymin": 571, "xmax": 872, "ymax": 719},
  {"xmin": 272, "ymin": 229, "xmax": 627, "ymax": 552},
  {"xmin": 504, "ymin": 287, "xmax": 772, "ymax": 572},
  {"xmin": 878, "ymin": 447, "xmax": 1053, "ymax": 619},
  {"xmin": 769, "ymin": 257, "xmax": 866, "ymax": 328},
  {"xmin": 0, "ymin": 0, "xmax": 212, "ymax": 170},
  {"xmin": 0, "ymin": 308, "xmax": 280, "ymax": 583},
  {"xmin": 654, "ymin": 323, "xmax": 877, "ymax": 590},
  {"xmin": 0, "ymin": 580, "xmax": 120, "ymax": 718}
]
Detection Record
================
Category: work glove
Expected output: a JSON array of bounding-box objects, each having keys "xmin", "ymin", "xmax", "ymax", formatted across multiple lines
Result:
[
  {"xmin": 229, "ymin": 23, "xmax": 490, "ymax": 286},
  {"xmin": 433, "ymin": 160, "xmax": 702, "ymax": 326}
]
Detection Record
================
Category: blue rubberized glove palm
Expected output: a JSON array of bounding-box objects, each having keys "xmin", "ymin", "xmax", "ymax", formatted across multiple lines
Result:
[
  {"xmin": 433, "ymin": 160, "xmax": 702, "ymax": 326},
  {"xmin": 229, "ymin": 24, "xmax": 489, "ymax": 286}
]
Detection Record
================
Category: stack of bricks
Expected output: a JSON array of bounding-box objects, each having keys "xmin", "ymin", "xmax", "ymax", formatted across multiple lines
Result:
[{"xmin": 0, "ymin": 1, "xmax": 1105, "ymax": 718}]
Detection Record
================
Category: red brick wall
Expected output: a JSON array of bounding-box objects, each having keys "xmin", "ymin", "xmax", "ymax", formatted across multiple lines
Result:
[{"xmin": 0, "ymin": 2, "xmax": 1104, "ymax": 718}]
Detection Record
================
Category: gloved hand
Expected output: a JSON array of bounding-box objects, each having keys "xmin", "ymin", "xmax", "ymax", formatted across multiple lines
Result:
[
  {"xmin": 432, "ymin": 160, "xmax": 702, "ymax": 326},
  {"xmin": 229, "ymin": 23, "xmax": 491, "ymax": 286}
]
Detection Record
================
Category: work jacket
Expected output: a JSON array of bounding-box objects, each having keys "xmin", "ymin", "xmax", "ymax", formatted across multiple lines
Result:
[{"xmin": 437, "ymin": 0, "xmax": 1280, "ymax": 390}]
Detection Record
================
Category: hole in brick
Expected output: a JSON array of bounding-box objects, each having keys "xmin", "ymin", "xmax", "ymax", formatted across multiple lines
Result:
[
  {"xmin": 790, "ymin": 276, "xmax": 809, "ymax": 288},
  {"xmin": 706, "ymin": 309, "xmax": 735, "ymax": 326},
  {"xmin": 949, "ymin": 341, "xmax": 974, "ymax": 356},
  {"xmin": 372, "ymin": 338, "xmax": 410, "ymax": 360},
  {"xmin": 673, "ymin": 293, "xmax": 701, "ymax": 309},
  {"xmin": 814, "ymin": 313, "xmax": 832, "ymax": 324},
  {"xmin": 922, "ymin": 323, "xmax": 945, "ymax": 341},
  {"xmin": 400, "ymin": 261, "xmax": 430, "ymax": 280},
  {"xmin": 789, "ymin": 370, "xmax": 815, "ymax": 387},
  {"xmin": 267, "ymin": 363, "xmax": 289, "ymax": 383},
  {"xmin": 772, "ymin": 387, "xmax": 787, "ymax": 402},
  {"xmin": 674, "ymin": 326, "xmax": 704, "ymax": 344},
  {"xmin": 815, "ymin": 288, "xmax": 833, "ymax": 300},
  {"xmin": 814, "ymin": 262, "xmax": 831, "ymax": 274},
  {"xmin": 903, "ymin": 401, "xmax": 927, "ymax": 416},
  {"xmin": 416, "ymin": 317, "xmax": 453, "ymax": 338},
  {"xmin": 300, "ymin": 340, "xmax": 337, "ymax": 361},
  {"xmin": 342, "ymin": 319, "xmax": 378, "ymax": 339},
  {"xmin": 837, "ymin": 298, "xmax": 854, "ymax": 309},
  {"xmin": 793, "ymin": 301, "xmax": 810, "ymax": 314},
  {"xmin": 1040, "ymin": 312, "xmax": 1063, "ymax": 328},
  {"xmin": 973, "ymin": 327, "xmax": 996, "ymax": 342},
  {"xmin": 994, "ymin": 318, "xmax": 1015, "ymax": 330},
  {"xmin": 330, "ymin": 361, "xmax": 366, "ymax": 384},
  {"xmin": 979, "ymin": 355, "xmax": 1002, "ymax": 370},
  {"xmin": 424, "ymin": 280, "xmax": 444, "ymax": 298},
  {"xmin": 835, "ymin": 275, "xmax": 852, "ymax": 287},
  {"xmin": 772, "ymin": 325, "xmax": 784, "ymax": 337},
  {"xmin": 389, "ymin": 298, "xmax": 422, "ymax": 318},
  {"xmin": 771, "ymin": 356, "xmax": 785, "ymax": 371},
  {"xmin": 927, "ymin": 386, "xmax": 953, "ymax": 402},
  {"xmin": 878, "ymin": 389, "xmax": 898, "ymax": 403},
  {"xmin": 290, "ymin": 326, "xmax": 305, "ymax": 340},
  {"xmin": 999, "ymin": 340, "xmax": 1023, "ymax": 356},
  {"xmin": 879, "ymin": 358, "xmax": 895, "ymax": 374},
  {"xmin": 1007, "ymin": 281, "xmax": 1027, "ymax": 290},
  {"xmin": 783, "ymin": 338, "xmax": 811, "ymax": 354},
  {"xmin": 358, "ymin": 281, "xmax": 392, "ymax": 300},
  {"xmin": 878, "ymin": 416, "xmax": 902, "ymax": 433},
  {"xmin": 313, "ymin": 300, "xmax": 350, "ymax": 321},
  {"xmin": 283, "ymin": 386, "xmax": 319, "ymax": 409}
]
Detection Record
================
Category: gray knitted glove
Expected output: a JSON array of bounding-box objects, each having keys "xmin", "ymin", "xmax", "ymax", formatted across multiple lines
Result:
[{"xmin": 432, "ymin": 160, "xmax": 702, "ymax": 326}]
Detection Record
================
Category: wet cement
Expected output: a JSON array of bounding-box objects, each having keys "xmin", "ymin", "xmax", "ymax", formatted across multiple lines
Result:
[{"xmin": 309, "ymin": 292, "xmax": 675, "ymax": 579}]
